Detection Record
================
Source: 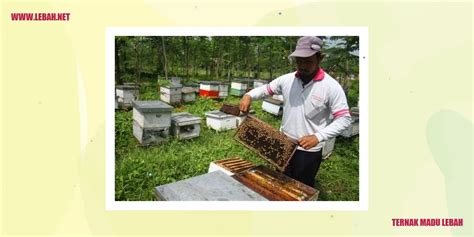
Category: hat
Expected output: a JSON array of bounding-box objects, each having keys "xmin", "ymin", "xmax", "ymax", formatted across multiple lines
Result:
[{"xmin": 289, "ymin": 36, "xmax": 323, "ymax": 58}]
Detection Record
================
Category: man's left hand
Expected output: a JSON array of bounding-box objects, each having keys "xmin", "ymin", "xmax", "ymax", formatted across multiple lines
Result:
[{"xmin": 298, "ymin": 135, "xmax": 319, "ymax": 150}]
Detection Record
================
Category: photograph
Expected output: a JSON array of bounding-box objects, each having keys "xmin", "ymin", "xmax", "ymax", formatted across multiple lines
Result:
[{"xmin": 113, "ymin": 34, "xmax": 361, "ymax": 203}]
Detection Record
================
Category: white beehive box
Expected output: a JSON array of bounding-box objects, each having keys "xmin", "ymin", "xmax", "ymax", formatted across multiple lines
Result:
[
  {"xmin": 253, "ymin": 79, "xmax": 268, "ymax": 88},
  {"xmin": 160, "ymin": 84, "xmax": 182, "ymax": 105},
  {"xmin": 183, "ymin": 83, "xmax": 200, "ymax": 93},
  {"xmin": 133, "ymin": 121, "xmax": 170, "ymax": 145},
  {"xmin": 205, "ymin": 110, "xmax": 238, "ymax": 131},
  {"xmin": 132, "ymin": 100, "xmax": 173, "ymax": 129},
  {"xmin": 200, "ymin": 81, "xmax": 219, "ymax": 91},
  {"xmin": 170, "ymin": 112, "xmax": 201, "ymax": 140},
  {"xmin": 218, "ymin": 83, "xmax": 229, "ymax": 98},
  {"xmin": 322, "ymin": 137, "xmax": 336, "ymax": 159},
  {"xmin": 262, "ymin": 98, "xmax": 283, "ymax": 116},
  {"xmin": 181, "ymin": 87, "xmax": 196, "ymax": 102},
  {"xmin": 231, "ymin": 80, "xmax": 248, "ymax": 90},
  {"xmin": 116, "ymin": 85, "xmax": 139, "ymax": 108}
]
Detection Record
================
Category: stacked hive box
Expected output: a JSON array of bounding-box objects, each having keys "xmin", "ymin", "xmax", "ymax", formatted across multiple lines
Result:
[
  {"xmin": 205, "ymin": 110, "xmax": 238, "ymax": 131},
  {"xmin": 116, "ymin": 85, "xmax": 139, "ymax": 109},
  {"xmin": 253, "ymin": 79, "xmax": 268, "ymax": 88},
  {"xmin": 170, "ymin": 112, "xmax": 201, "ymax": 140},
  {"xmin": 132, "ymin": 101, "xmax": 173, "ymax": 145},
  {"xmin": 181, "ymin": 87, "xmax": 196, "ymax": 103},
  {"xmin": 218, "ymin": 82, "xmax": 229, "ymax": 99},
  {"xmin": 322, "ymin": 137, "xmax": 336, "ymax": 159},
  {"xmin": 160, "ymin": 84, "xmax": 182, "ymax": 105},
  {"xmin": 262, "ymin": 97, "xmax": 284, "ymax": 116},
  {"xmin": 230, "ymin": 79, "xmax": 253, "ymax": 96},
  {"xmin": 199, "ymin": 81, "xmax": 220, "ymax": 99}
]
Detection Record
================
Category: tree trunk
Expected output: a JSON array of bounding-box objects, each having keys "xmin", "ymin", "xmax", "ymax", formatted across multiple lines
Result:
[
  {"xmin": 161, "ymin": 37, "xmax": 169, "ymax": 81},
  {"xmin": 115, "ymin": 38, "xmax": 123, "ymax": 85}
]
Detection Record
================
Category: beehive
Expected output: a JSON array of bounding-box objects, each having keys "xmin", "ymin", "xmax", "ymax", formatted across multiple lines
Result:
[
  {"xmin": 170, "ymin": 112, "xmax": 201, "ymax": 140},
  {"xmin": 154, "ymin": 170, "xmax": 266, "ymax": 201},
  {"xmin": 116, "ymin": 85, "xmax": 139, "ymax": 109},
  {"xmin": 233, "ymin": 166, "xmax": 319, "ymax": 201},
  {"xmin": 218, "ymin": 83, "xmax": 229, "ymax": 98},
  {"xmin": 132, "ymin": 101, "xmax": 173, "ymax": 145},
  {"xmin": 133, "ymin": 121, "xmax": 170, "ymax": 145},
  {"xmin": 253, "ymin": 79, "xmax": 268, "ymax": 88},
  {"xmin": 170, "ymin": 77, "xmax": 181, "ymax": 86},
  {"xmin": 160, "ymin": 84, "xmax": 182, "ymax": 105},
  {"xmin": 199, "ymin": 81, "xmax": 220, "ymax": 98},
  {"xmin": 341, "ymin": 108, "xmax": 359, "ymax": 138},
  {"xmin": 183, "ymin": 83, "xmax": 199, "ymax": 93},
  {"xmin": 234, "ymin": 116, "xmax": 297, "ymax": 171},
  {"xmin": 181, "ymin": 87, "xmax": 196, "ymax": 103},
  {"xmin": 219, "ymin": 103, "xmax": 241, "ymax": 116},
  {"xmin": 322, "ymin": 137, "xmax": 336, "ymax": 160},
  {"xmin": 230, "ymin": 79, "xmax": 253, "ymax": 96},
  {"xmin": 133, "ymin": 101, "xmax": 173, "ymax": 128},
  {"xmin": 208, "ymin": 157, "xmax": 256, "ymax": 176},
  {"xmin": 205, "ymin": 110, "xmax": 238, "ymax": 131},
  {"xmin": 262, "ymin": 98, "xmax": 283, "ymax": 116}
]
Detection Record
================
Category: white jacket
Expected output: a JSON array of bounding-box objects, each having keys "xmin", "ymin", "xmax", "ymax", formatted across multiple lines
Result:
[{"xmin": 246, "ymin": 68, "xmax": 352, "ymax": 152}]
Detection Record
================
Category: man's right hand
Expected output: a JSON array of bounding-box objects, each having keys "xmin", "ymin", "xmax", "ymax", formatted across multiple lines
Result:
[{"xmin": 239, "ymin": 94, "xmax": 252, "ymax": 113}]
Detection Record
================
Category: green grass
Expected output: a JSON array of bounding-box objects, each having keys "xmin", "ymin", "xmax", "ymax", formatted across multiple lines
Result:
[{"xmin": 115, "ymin": 85, "xmax": 359, "ymax": 201}]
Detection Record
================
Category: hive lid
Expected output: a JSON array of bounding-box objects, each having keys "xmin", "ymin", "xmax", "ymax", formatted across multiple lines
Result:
[
  {"xmin": 200, "ymin": 81, "xmax": 220, "ymax": 85},
  {"xmin": 205, "ymin": 110, "xmax": 235, "ymax": 119},
  {"xmin": 234, "ymin": 115, "xmax": 296, "ymax": 171},
  {"xmin": 116, "ymin": 85, "xmax": 139, "ymax": 90},
  {"xmin": 233, "ymin": 165, "xmax": 319, "ymax": 201},
  {"xmin": 162, "ymin": 84, "xmax": 183, "ymax": 89},
  {"xmin": 181, "ymin": 87, "xmax": 195, "ymax": 94},
  {"xmin": 133, "ymin": 100, "xmax": 173, "ymax": 112},
  {"xmin": 171, "ymin": 112, "xmax": 201, "ymax": 123},
  {"xmin": 264, "ymin": 97, "xmax": 284, "ymax": 105}
]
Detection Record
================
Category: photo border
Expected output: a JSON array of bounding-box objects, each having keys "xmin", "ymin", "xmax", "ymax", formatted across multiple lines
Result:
[{"xmin": 105, "ymin": 27, "xmax": 368, "ymax": 211}]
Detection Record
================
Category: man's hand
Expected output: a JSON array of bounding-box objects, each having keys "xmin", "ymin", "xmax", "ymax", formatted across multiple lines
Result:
[
  {"xmin": 298, "ymin": 135, "xmax": 319, "ymax": 150},
  {"xmin": 239, "ymin": 94, "xmax": 252, "ymax": 113}
]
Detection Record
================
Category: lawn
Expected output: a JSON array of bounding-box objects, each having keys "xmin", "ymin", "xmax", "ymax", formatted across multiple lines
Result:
[{"xmin": 115, "ymin": 84, "xmax": 359, "ymax": 201}]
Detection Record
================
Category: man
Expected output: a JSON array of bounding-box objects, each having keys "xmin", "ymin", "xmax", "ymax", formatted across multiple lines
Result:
[{"xmin": 239, "ymin": 36, "xmax": 352, "ymax": 187}]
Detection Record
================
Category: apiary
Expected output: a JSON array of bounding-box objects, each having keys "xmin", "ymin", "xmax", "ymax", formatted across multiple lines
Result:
[
  {"xmin": 233, "ymin": 166, "xmax": 319, "ymax": 201},
  {"xmin": 170, "ymin": 112, "xmax": 201, "ymax": 140},
  {"xmin": 181, "ymin": 87, "xmax": 196, "ymax": 103},
  {"xmin": 116, "ymin": 85, "xmax": 139, "ymax": 109},
  {"xmin": 205, "ymin": 110, "xmax": 238, "ymax": 131},
  {"xmin": 208, "ymin": 158, "xmax": 256, "ymax": 176},
  {"xmin": 230, "ymin": 79, "xmax": 253, "ymax": 96},
  {"xmin": 199, "ymin": 81, "xmax": 220, "ymax": 99},
  {"xmin": 253, "ymin": 79, "xmax": 268, "ymax": 88},
  {"xmin": 218, "ymin": 82, "xmax": 229, "ymax": 98},
  {"xmin": 155, "ymin": 170, "xmax": 266, "ymax": 201},
  {"xmin": 262, "ymin": 98, "xmax": 283, "ymax": 116},
  {"xmin": 322, "ymin": 137, "xmax": 336, "ymax": 159},
  {"xmin": 160, "ymin": 84, "xmax": 182, "ymax": 105},
  {"xmin": 234, "ymin": 116, "xmax": 297, "ymax": 171}
]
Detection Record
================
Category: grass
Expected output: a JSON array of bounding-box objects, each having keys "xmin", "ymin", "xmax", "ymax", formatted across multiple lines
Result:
[{"xmin": 115, "ymin": 84, "xmax": 359, "ymax": 201}]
